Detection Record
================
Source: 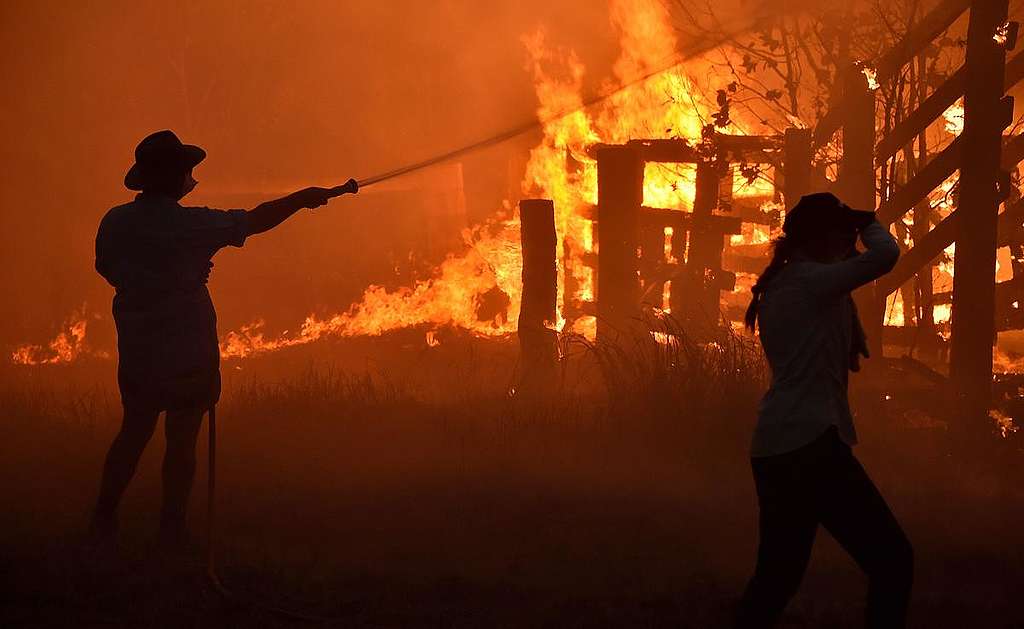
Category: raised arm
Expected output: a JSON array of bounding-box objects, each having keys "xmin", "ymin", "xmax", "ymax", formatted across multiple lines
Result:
[
  {"xmin": 246, "ymin": 179, "xmax": 358, "ymax": 236},
  {"xmin": 804, "ymin": 221, "xmax": 900, "ymax": 299}
]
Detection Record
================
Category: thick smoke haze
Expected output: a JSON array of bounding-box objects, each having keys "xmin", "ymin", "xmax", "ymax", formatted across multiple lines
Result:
[{"xmin": 0, "ymin": 0, "xmax": 631, "ymax": 350}]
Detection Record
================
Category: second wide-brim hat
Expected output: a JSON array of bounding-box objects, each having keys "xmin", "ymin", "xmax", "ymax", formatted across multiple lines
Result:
[
  {"xmin": 782, "ymin": 192, "xmax": 875, "ymax": 239},
  {"xmin": 124, "ymin": 130, "xmax": 206, "ymax": 191}
]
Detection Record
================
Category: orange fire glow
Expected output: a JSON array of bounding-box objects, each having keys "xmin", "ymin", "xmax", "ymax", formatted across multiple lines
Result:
[
  {"xmin": 220, "ymin": 0, "xmax": 761, "ymax": 358},
  {"xmin": 11, "ymin": 0, "xmax": 1023, "ymax": 377},
  {"xmin": 10, "ymin": 309, "xmax": 101, "ymax": 365}
]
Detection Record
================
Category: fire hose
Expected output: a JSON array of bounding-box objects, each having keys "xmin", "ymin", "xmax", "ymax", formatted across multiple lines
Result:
[{"xmin": 346, "ymin": 22, "xmax": 767, "ymax": 191}]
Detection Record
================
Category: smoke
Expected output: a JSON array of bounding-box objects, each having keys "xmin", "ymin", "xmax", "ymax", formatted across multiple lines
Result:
[{"xmin": 0, "ymin": 0, "xmax": 630, "ymax": 350}]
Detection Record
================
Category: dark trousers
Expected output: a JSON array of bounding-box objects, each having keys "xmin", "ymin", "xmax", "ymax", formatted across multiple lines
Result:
[
  {"xmin": 736, "ymin": 427, "xmax": 913, "ymax": 629},
  {"xmin": 93, "ymin": 406, "xmax": 206, "ymax": 540}
]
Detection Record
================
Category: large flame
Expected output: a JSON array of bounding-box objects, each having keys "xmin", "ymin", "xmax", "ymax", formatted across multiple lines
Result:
[{"xmin": 223, "ymin": 0, "xmax": 745, "ymax": 358}]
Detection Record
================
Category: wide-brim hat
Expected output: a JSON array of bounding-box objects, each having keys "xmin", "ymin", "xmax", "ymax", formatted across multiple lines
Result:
[
  {"xmin": 782, "ymin": 192, "xmax": 875, "ymax": 240},
  {"xmin": 124, "ymin": 130, "xmax": 206, "ymax": 191}
]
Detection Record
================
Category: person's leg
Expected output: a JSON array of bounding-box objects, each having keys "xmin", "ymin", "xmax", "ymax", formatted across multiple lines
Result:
[
  {"xmin": 93, "ymin": 406, "xmax": 161, "ymax": 536},
  {"xmin": 735, "ymin": 449, "xmax": 820, "ymax": 629},
  {"xmin": 818, "ymin": 440, "xmax": 913, "ymax": 629},
  {"xmin": 159, "ymin": 406, "xmax": 206, "ymax": 544}
]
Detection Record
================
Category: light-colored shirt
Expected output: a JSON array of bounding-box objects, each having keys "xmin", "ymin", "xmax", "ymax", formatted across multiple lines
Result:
[{"xmin": 752, "ymin": 222, "xmax": 899, "ymax": 457}]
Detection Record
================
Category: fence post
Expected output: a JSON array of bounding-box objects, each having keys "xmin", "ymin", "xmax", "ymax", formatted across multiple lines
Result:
[
  {"xmin": 518, "ymin": 199, "xmax": 558, "ymax": 368},
  {"xmin": 596, "ymin": 145, "xmax": 643, "ymax": 342},
  {"xmin": 783, "ymin": 128, "xmax": 813, "ymax": 207},
  {"xmin": 839, "ymin": 66, "xmax": 882, "ymax": 358},
  {"xmin": 950, "ymin": 0, "xmax": 1012, "ymax": 424}
]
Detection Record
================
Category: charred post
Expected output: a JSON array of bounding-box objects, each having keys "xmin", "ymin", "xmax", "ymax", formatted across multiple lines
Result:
[
  {"xmin": 518, "ymin": 199, "xmax": 558, "ymax": 366},
  {"xmin": 950, "ymin": 0, "xmax": 1012, "ymax": 421},
  {"xmin": 596, "ymin": 145, "xmax": 643, "ymax": 342}
]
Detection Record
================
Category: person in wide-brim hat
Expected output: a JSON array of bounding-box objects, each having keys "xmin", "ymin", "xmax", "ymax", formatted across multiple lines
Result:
[
  {"xmin": 735, "ymin": 192, "xmax": 914, "ymax": 627},
  {"xmin": 90, "ymin": 129, "xmax": 359, "ymax": 550},
  {"xmin": 123, "ymin": 129, "xmax": 207, "ymax": 191}
]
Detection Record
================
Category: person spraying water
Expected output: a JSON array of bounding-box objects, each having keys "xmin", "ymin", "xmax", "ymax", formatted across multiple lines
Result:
[{"xmin": 90, "ymin": 130, "xmax": 358, "ymax": 548}]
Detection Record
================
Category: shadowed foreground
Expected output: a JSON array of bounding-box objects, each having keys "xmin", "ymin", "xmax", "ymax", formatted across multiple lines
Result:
[{"xmin": 2, "ymin": 335, "xmax": 1022, "ymax": 628}]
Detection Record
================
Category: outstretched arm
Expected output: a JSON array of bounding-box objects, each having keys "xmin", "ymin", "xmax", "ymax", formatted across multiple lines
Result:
[{"xmin": 246, "ymin": 178, "xmax": 358, "ymax": 236}]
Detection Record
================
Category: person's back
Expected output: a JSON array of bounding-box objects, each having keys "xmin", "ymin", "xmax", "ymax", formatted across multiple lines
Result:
[
  {"xmin": 735, "ymin": 193, "xmax": 912, "ymax": 629},
  {"xmin": 753, "ymin": 257, "xmax": 870, "ymax": 456},
  {"xmin": 97, "ymin": 195, "xmax": 244, "ymax": 305},
  {"xmin": 96, "ymin": 192, "xmax": 250, "ymax": 411}
]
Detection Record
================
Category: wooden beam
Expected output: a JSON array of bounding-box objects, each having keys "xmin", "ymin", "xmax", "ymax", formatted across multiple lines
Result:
[
  {"xmin": 728, "ymin": 195, "xmax": 780, "ymax": 224},
  {"xmin": 877, "ymin": 136, "xmax": 961, "ymax": 225},
  {"xmin": 588, "ymin": 139, "xmax": 699, "ymax": 163},
  {"xmin": 583, "ymin": 204, "xmax": 746, "ymax": 233},
  {"xmin": 878, "ymin": 199, "xmax": 1024, "ymax": 298},
  {"xmin": 639, "ymin": 207, "xmax": 743, "ymax": 234},
  {"xmin": 1002, "ymin": 132, "xmax": 1024, "ymax": 170},
  {"xmin": 814, "ymin": 0, "xmax": 971, "ymax": 145},
  {"xmin": 875, "ymin": 53, "xmax": 1024, "ymax": 166},
  {"xmin": 874, "ymin": 0, "xmax": 972, "ymax": 87},
  {"xmin": 878, "ymin": 213, "xmax": 959, "ymax": 298},
  {"xmin": 638, "ymin": 260, "xmax": 736, "ymax": 292},
  {"xmin": 1006, "ymin": 51, "xmax": 1024, "ymax": 90},
  {"xmin": 876, "ymin": 67, "xmax": 965, "ymax": 165},
  {"xmin": 723, "ymin": 250, "xmax": 771, "ymax": 275},
  {"xmin": 586, "ymin": 136, "xmax": 783, "ymax": 164}
]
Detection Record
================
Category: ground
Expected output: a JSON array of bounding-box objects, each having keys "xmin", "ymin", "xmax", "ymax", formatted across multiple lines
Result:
[{"xmin": 2, "ymin": 331, "xmax": 1023, "ymax": 628}]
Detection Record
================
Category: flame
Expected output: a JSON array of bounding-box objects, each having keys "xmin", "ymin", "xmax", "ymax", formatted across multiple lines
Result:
[
  {"xmin": 861, "ymin": 67, "xmax": 880, "ymax": 91},
  {"xmin": 942, "ymin": 99, "xmax": 964, "ymax": 136},
  {"xmin": 988, "ymin": 409, "xmax": 1018, "ymax": 437},
  {"xmin": 222, "ymin": 0, "xmax": 742, "ymax": 356},
  {"xmin": 11, "ymin": 309, "xmax": 96, "ymax": 365},
  {"xmin": 23, "ymin": 0, "xmax": 994, "ymax": 368},
  {"xmin": 994, "ymin": 21, "xmax": 1012, "ymax": 46},
  {"xmin": 426, "ymin": 331, "xmax": 441, "ymax": 347},
  {"xmin": 8, "ymin": 0, "xmax": 788, "ymax": 363},
  {"xmin": 220, "ymin": 219, "xmax": 522, "ymax": 359}
]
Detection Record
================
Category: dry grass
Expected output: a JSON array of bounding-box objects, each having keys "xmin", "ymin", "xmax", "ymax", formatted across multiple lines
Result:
[{"xmin": 1, "ymin": 328, "xmax": 1022, "ymax": 628}]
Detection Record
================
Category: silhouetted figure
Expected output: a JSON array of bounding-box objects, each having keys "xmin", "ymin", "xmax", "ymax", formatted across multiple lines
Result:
[
  {"xmin": 90, "ymin": 130, "xmax": 357, "ymax": 548},
  {"xmin": 736, "ymin": 193, "xmax": 913, "ymax": 628}
]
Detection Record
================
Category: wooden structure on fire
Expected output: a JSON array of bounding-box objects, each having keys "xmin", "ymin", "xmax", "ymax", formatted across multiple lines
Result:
[
  {"xmin": 518, "ymin": 0, "xmax": 1024, "ymax": 422},
  {"xmin": 577, "ymin": 131, "xmax": 812, "ymax": 341},
  {"xmin": 517, "ymin": 128, "xmax": 811, "ymax": 350},
  {"xmin": 818, "ymin": 0, "xmax": 1022, "ymax": 422}
]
